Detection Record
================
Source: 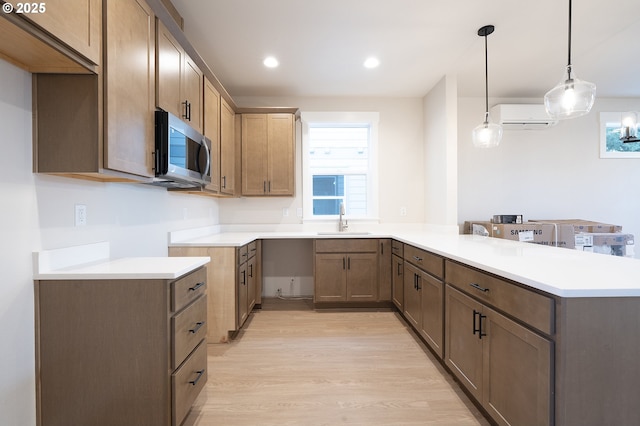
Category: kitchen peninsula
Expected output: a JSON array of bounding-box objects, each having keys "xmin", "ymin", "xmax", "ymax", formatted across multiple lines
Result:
[{"xmin": 169, "ymin": 225, "xmax": 640, "ymax": 426}]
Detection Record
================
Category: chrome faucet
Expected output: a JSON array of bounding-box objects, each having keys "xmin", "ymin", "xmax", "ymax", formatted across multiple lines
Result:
[{"xmin": 339, "ymin": 202, "xmax": 348, "ymax": 232}]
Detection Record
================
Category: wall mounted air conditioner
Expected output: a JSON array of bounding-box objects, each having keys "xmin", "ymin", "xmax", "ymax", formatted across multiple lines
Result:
[{"xmin": 490, "ymin": 104, "xmax": 558, "ymax": 130}]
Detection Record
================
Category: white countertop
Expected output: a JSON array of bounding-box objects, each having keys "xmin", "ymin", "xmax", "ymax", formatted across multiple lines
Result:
[
  {"xmin": 34, "ymin": 242, "xmax": 210, "ymax": 280},
  {"xmin": 169, "ymin": 226, "xmax": 640, "ymax": 298}
]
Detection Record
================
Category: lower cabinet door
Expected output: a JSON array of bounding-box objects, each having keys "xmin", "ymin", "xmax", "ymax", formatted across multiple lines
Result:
[
  {"xmin": 403, "ymin": 263, "xmax": 422, "ymax": 328},
  {"xmin": 482, "ymin": 307, "xmax": 552, "ymax": 426},
  {"xmin": 444, "ymin": 285, "xmax": 483, "ymax": 402},
  {"xmin": 346, "ymin": 253, "xmax": 378, "ymax": 301},
  {"xmin": 315, "ymin": 254, "xmax": 347, "ymax": 302},
  {"xmin": 172, "ymin": 340, "xmax": 208, "ymax": 426},
  {"xmin": 237, "ymin": 262, "xmax": 248, "ymax": 327},
  {"xmin": 419, "ymin": 271, "xmax": 443, "ymax": 358},
  {"xmin": 391, "ymin": 255, "xmax": 404, "ymax": 310}
]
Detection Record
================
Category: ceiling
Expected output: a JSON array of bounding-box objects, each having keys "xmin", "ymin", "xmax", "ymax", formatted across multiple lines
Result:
[{"xmin": 171, "ymin": 0, "xmax": 640, "ymax": 100}]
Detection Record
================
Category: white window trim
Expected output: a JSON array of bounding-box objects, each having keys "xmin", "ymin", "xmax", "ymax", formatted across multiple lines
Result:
[{"xmin": 300, "ymin": 111, "xmax": 380, "ymax": 223}]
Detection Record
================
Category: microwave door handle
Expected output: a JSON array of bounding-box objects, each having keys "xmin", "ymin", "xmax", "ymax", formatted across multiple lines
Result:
[{"xmin": 202, "ymin": 139, "xmax": 211, "ymax": 178}]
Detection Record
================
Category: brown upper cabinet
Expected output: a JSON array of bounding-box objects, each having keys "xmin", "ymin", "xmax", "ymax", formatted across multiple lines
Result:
[
  {"xmin": 203, "ymin": 77, "xmax": 221, "ymax": 193},
  {"xmin": 33, "ymin": 0, "xmax": 156, "ymax": 181},
  {"xmin": 25, "ymin": 0, "xmax": 102, "ymax": 65},
  {"xmin": 241, "ymin": 113, "xmax": 295, "ymax": 196},
  {"xmin": 156, "ymin": 19, "xmax": 203, "ymax": 133},
  {"xmin": 220, "ymin": 98, "xmax": 237, "ymax": 195},
  {"xmin": 0, "ymin": 0, "xmax": 100, "ymax": 73}
]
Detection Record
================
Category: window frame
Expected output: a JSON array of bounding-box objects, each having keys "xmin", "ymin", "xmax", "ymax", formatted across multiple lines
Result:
[{"xmin": 301, "ymin": 111, "xmax": 380, "ymax": 222}]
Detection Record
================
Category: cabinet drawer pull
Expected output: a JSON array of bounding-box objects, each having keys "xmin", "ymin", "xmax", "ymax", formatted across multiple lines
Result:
[
  {"xmin": 470, "ymin": 283, "xmax": 490, "ymax": 292},
  {"xmin": 188, "ymin": 281, "xmax": 205, "ymax": 292},
  {"xmin": 392, "ymin": 246, "xmax": 400, "ymax": 252},
  {"xmin": 189, "ymin": 321, "xmax": 205, "ymax": 334},
  {"xmin": 413, "ymin": 255, "xmax": 422, "ymax": 262},
  {"xmin": 189, "ymin": 369, "xmax": 205, "ymax": 386}
]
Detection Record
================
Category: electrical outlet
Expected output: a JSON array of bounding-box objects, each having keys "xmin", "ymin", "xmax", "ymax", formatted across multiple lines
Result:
[
  {"xmin": 400, "ymin": 207, "xmax": 407, "ymax": 216},
  {"xmin": 75, "ymin": 204, "xmax": 87, "ymax": 227},
  {"xmin": 283, "ymin": 208, "xmax": 289, "ymax": 217}
]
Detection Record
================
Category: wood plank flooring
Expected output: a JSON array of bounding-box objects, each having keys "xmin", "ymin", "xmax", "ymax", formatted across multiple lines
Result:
[{"xmin": 183, "ymin": 299, "xmax": 490, "ymax": 425}]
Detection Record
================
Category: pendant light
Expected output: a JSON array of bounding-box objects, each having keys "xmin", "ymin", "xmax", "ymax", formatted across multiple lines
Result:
[
  {"xmin": 472, "ymin": 25, "xmax": 502, "ymax": 148},
  {"xmin": 544, "ymin": 0, "xmax": 596, "ymax": 120}
]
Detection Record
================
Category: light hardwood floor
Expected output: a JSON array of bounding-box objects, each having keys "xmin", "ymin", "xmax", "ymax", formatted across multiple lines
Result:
[{"xmin": 183, "ymin": 299, "xmax": 490, "ymax": 425}]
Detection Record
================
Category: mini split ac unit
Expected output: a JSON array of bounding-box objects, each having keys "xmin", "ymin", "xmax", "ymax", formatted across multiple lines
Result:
[{"xmin": 490, "ymin": 104, "xmax": 558, "ymax": 130}]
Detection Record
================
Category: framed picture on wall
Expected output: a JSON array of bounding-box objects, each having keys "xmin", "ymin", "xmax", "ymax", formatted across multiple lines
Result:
[{"xmin": 600, "ymin": 112, "xmax": 640, "ymax": 158}]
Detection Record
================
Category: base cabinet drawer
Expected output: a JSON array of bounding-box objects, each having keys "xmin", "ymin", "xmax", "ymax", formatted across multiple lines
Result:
[
  {"xmin": 172, "ymin": 294, "xmax": 207, "ymax": 370},
  {"xmin": 172, "ymin": 340, "xmax": 208, "ymax": 426}
]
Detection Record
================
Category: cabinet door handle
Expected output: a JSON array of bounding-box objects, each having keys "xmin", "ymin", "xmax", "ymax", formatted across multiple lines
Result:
[
  {"xmin": 263, "ymin": 181, "xmax": 266, "ymax": 193},
  {"xmin": 472, "ymin": 309, "xmax": 487, "ymax": 339},
  {"xmin": 222, "ymin": 176, "xmax": 226, "ymax": 189},
  {"xmin": 188, "ymin": 281, "xmax": 205, "ymax": 292},
  {"xmin": 241, "ymin": 270, "xmax": 246, "ymax": 285},
  {"xmin": 189, "ymin": 369, "xmax": 205, "ymax": 386},
  {"xmin": 381, "ymin": 242, "xmax": 383, "ymax": 255},
  {"xmin": 268, "ymin": 181, "xmax": 271, "ymax": 192},
  {"xmin": 189, "ymin": 321, "xmax": 205, "ymax": 334},
  {"xmin": 470, "ymin": 283, "xmax": 490, "ymax": 292},
  {"xmin": 397, "ymin": 262, "xmax": 402, "ymax": 276},
  {"xmin": 413, "ymin": 274, "xmax": 417, "ymax": 290},
  {"xmin": 249, "ymin": 263, "xmax": 253, "ymax": 277},
  {"xmin": 416, "ymin": 274, "xmax": 421, "ymax": 290},
  {"xmin": 343, "ymin": 257, "xmax": 346, "ymax": 270},
  {"xmin": 347, "ymin": 257, "xmax": 351, "ymax": 270}
]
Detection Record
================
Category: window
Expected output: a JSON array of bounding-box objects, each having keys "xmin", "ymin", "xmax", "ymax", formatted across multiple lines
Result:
[{"xmin": 301, "ymin": 112, "xmax": 379, "ymax": 220}]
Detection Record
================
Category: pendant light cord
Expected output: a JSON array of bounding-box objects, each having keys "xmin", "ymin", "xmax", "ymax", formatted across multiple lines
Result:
[
  {"xmin": 567, "ymin": 0, "xmax": 573, "ymax": 78},
  {"xmin": 484, "ymin": 33, "xmax": 489, "ymax": 119}
]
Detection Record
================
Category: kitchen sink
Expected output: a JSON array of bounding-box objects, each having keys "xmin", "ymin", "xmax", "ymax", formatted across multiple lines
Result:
[{"xmin": 316, "ymin": 231, "xmax": 372, "ymax": 235}]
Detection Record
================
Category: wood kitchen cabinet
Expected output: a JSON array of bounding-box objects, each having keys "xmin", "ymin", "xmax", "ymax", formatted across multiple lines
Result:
[
  {"xmin": 402, "ymin": 244, "xmax": 444, "ymax": 358},
  {"xmin": 241, "ymin": 113, "xmax": 295, "ymax": 196},
  {"xmin": 378, "ymin": 239, "xmax": 392, "ymax": 301},
  {"xmin": 35, "ymin": 267, "xmax": 208, "ymax": 426},
  {"xmin": 220, "ymin": 97, "xmax": 237, "ymax": 195},
  {"xmin": 33, "ymin": 0, "xmax": 156, "ymax": 181},
  {"xmin": 23, "ymin": 0, "xmax": 102, "ymax": 65},
  {"xmin": 156, "ymin": 19, "xmax": 203, "ymax": 133},
  {"xmin": 444, "ymin": 261, "xmax": 553, "ymax": 426},
  {"xmin": 391, "ymin": 241, "xmax": 404, "ymax": 310},
  {"xmin": 314, "ymin": 239, "xmax": 378, "ymax": 303},
  {"xmin": 203, "ymin": 77, "xmax": 221, "ymax": 192},
  {"xmin": 169, "ymin": 240, "xmax": 261, "ymax": 343}
]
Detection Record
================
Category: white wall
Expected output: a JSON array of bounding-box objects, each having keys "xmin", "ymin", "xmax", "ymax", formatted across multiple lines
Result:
[
  {"xmin": 423, "ymin": 75, "xmax": 458, "ymax": 226},
  {"xmin": 458, "ymin": 96, "xmax": 640, "ymax": 256},
  {"xmin": 225, "ymin": 96, "xmax": 426, "ymax": 225},
  {"xmin": 0, "ymin": 59, "xmax": 220, "ymax": 426}
]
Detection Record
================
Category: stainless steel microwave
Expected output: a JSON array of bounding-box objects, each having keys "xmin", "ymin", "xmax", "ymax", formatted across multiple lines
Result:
[{"xmin": 153, "ymin": 109, "xmax": 212, "ymax": 188}]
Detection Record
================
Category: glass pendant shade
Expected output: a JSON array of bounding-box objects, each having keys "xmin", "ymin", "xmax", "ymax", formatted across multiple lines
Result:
[
  {"xmin": 473, "ymin": 113, "xmax": 503, "ymax": 148},
  {"xmin": 544, "ymin": 66, "xmax": 596, "ymax": 120}
]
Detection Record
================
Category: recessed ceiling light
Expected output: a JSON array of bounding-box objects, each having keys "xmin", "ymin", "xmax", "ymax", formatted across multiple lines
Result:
[
  {"xmin": 363, "ymin": 57, "xmax": 380, "ymax": 69},
  {"xmin": 263, "ymin": 56, "xmax": 279, "ymax": 68}
]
